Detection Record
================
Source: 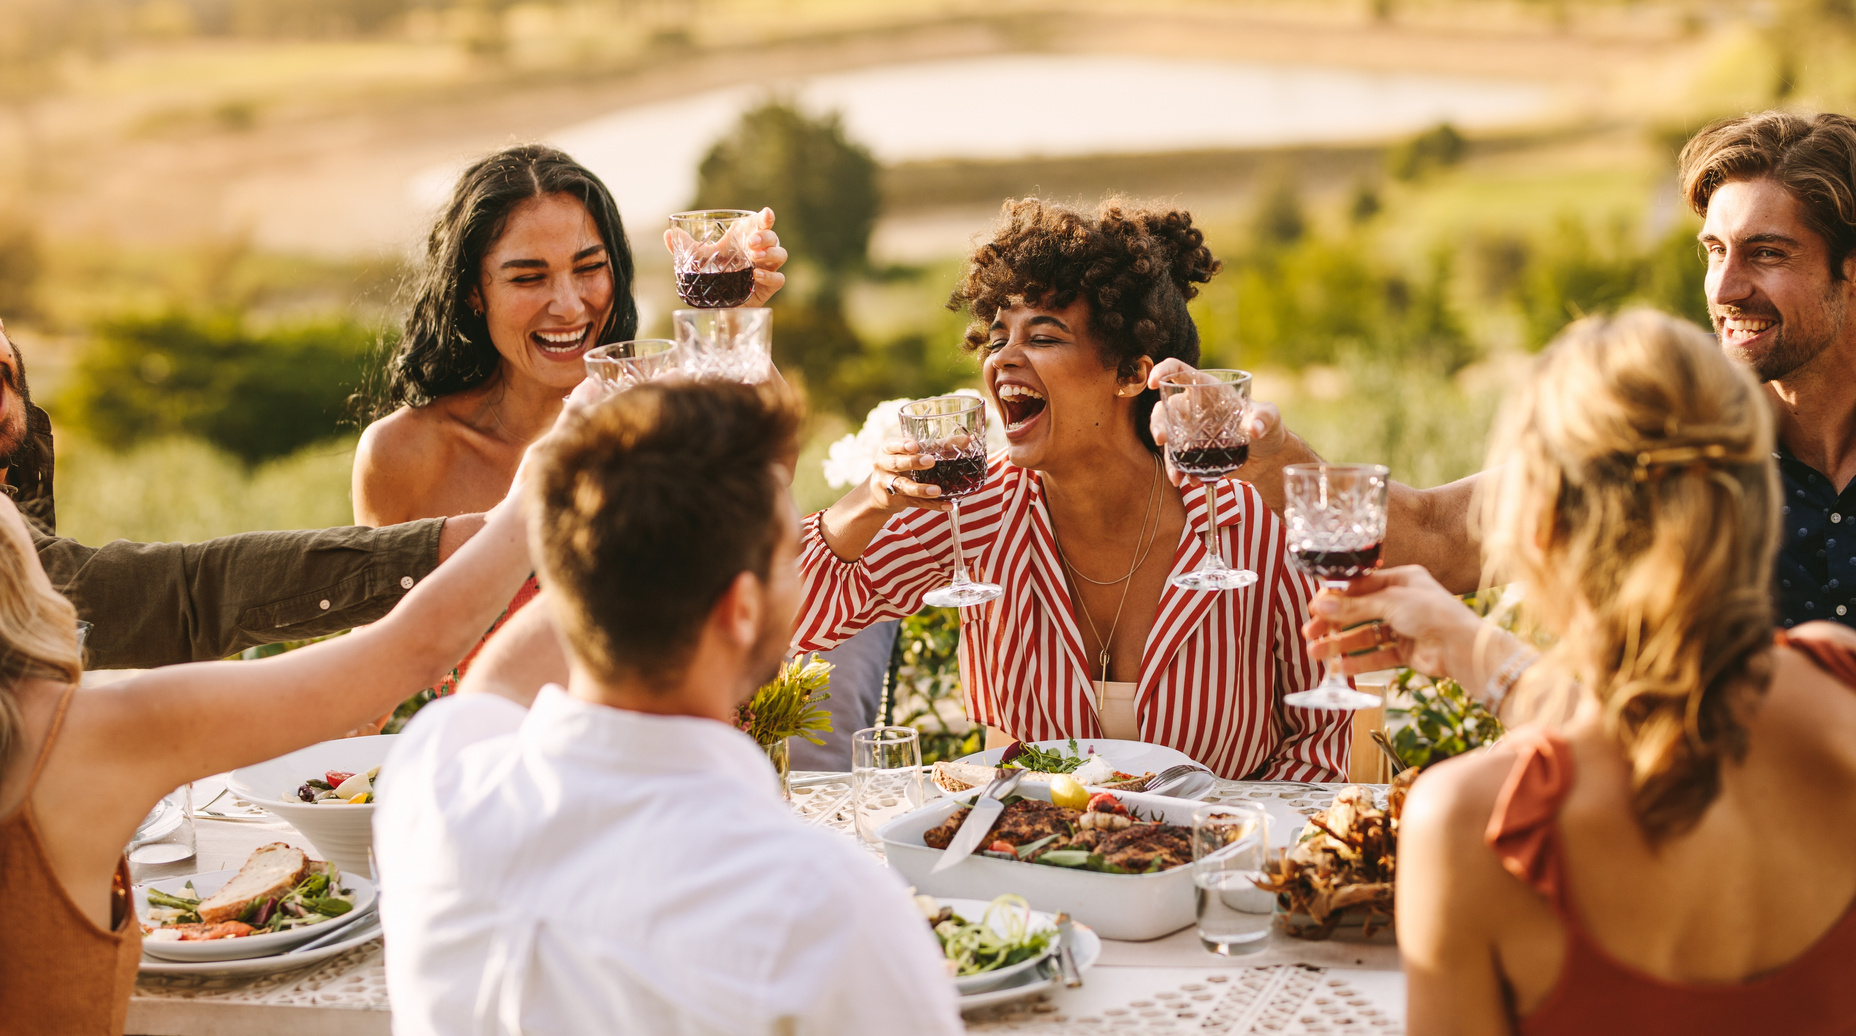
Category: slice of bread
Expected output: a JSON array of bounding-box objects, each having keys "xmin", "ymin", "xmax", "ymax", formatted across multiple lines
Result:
[{"xmin": 196, "ymin": 843, "xmax": 309, "ymax": 923}]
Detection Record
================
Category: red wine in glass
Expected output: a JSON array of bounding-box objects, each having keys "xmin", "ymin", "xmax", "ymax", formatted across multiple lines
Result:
[
  {"xmin": 1289, "ymin": 541, "xmax": 1384, "ymax": 581},
  {"xmin": 916, "ymin": 453, "xmax": 987, "ymax": 498},
  {"xmin": 676, "ymin": 266, "xmax": 755, "ymax": 308},
  {"xmin": 1171, "ymin": 443, "xmax": 1249, "ymax": 478}
]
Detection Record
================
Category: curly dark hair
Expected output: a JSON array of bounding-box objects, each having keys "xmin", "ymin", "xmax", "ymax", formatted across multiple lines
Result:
[
  {"xmin": 948, "ymin": 198, "xmax": 1221, "ymax": 452},
  {"xmin": 383, "ymin": 144, "xmax": 638, "ymax": 411}
]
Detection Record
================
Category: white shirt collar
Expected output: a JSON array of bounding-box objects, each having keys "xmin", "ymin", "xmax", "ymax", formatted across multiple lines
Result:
[{"xmin": 521, "ymin": 684, "xmax": 780, "ymax": 805}]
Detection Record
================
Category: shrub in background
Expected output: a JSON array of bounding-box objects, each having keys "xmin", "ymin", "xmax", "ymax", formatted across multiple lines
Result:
[{"xmin": 56, "ymin": 310, "xmax": 377, "ymax": 465}]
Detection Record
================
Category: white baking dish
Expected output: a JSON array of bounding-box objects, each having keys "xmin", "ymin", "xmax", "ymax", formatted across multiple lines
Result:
[{"xmin": 879, "ymin": 784, "xmax": 1205, "ymax": 941}]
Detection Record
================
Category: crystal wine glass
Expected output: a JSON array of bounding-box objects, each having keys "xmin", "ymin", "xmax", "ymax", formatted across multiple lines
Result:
[
  {"xmin": 1283, "ymin": 462, "xmax": 1390, "ymax": 710},
  {"xmin": 584, "ymin": 339, "xmax": 682, "ymax": 394},
  {"xmin": 672, "ymin": 308, "xmax": 772, "ymax": 383},
  {"xmin": 1160, "ymin": 369, "xmax": 1259, "ymax": 592},
  {"xmin": 898, "ymin": 395, "xmax": 1002, "ymax": 608},
  {"xmin": 667, "ymin": 209, "xmax": 758, "ymax": 309}
]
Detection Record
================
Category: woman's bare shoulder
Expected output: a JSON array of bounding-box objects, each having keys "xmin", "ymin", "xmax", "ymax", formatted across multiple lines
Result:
[
  {"xmin": 354, "ymin": 406, "xmax": 457, "ymax": 526},
  {"xmin": 1402, "ymin": 743, "xmax": 1520, "ymax": 842}
]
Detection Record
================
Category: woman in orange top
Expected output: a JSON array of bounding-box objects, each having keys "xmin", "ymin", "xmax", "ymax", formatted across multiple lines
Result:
[
  {"xmin": 0, "ymin": 385, "xmax": 588, "ymax": 1034},
  {"xmin": 1307, "ymin": 311, "xmax": 1856, "ymax": 1034}
]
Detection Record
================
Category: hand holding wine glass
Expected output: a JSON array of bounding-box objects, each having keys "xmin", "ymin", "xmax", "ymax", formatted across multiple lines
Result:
[
  {"xmin": 1159, "ymin": 369, "xmax": 1259, "ymax": 592},
  {"xmin": 898, "ymin": 396, "xmax": 1001, "ymax": 608},
  {"xmin": 1283, "ymin": 463, "xmax": 1390, "ymax": 710},
  {"xmin": 866, "ymin": 438, "xmax": 953, "ymax": 515},
  {"xmin": 663, "ymin": 208, "xmax": 786, "ymax": 309},
  {"xmin": 1301, "ymin": 566, "xmax": 1520, "ymax": 697},
  {"xmin": 1148, "ymin": 358, "xmax": 1287, "ymax": 489}
]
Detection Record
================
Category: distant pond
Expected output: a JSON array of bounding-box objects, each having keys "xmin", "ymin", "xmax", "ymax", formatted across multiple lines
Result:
[{"xmin": 414, "ymin": 53, "xmax": 1553, "ymax": 234}]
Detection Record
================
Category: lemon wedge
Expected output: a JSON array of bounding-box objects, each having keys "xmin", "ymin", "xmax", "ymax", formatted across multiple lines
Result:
[{"xmin": 1049, "ymin": 774, "xmax": 1090, "ymax": 810}]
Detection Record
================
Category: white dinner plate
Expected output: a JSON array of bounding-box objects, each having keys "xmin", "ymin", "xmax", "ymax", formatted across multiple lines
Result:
[
  {"xmin": 137, "ymin": 916, "xmax": 382, "ymax": 978},
  {"xmin": 136, "ymin": 867, "xmax": 376, "ymax": 962},
  {"xmin": 946, "ymin": 739, "xmax": 1207, "ymax": 797},
  {"xmin": 935, "ymin": 897, "xmax": 1061, "ymax": 994},
  {"xmin": 956, "ymin": 916, "xmax": 1101, "ymax": 1010}
]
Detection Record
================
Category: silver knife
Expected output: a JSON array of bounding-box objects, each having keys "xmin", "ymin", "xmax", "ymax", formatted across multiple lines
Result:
[
  {"xmin": 1055, "ymin": 913, "xmax": 1083, "ymax": 987},
  {"xmin": 932, "ymin": 769, "xmax": 1027, "ymax": 873}
]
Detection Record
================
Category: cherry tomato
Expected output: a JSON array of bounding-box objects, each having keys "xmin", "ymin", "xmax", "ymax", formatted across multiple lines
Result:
[
  {"xmin": 1086, "ymin": 792, "xmax": 1127, "ymax": 814},
  {"xmin": 988, "ymin": 840, "xmax": 1016, "ymax": 855},
  {"xmin": 324, "ymin": 771, "xmax": 355, "ymax": 788}
]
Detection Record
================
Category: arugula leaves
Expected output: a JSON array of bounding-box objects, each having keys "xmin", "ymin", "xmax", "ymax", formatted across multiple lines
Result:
[{"xmin": 1001, "ymin": 737, "xmax": 1087, "ymax": 774}]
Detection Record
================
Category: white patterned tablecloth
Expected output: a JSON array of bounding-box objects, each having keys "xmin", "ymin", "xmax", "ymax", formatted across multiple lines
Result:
[{"xmin": 127, "ymin": 775, "xmax": 1403, "ymax": 1035}]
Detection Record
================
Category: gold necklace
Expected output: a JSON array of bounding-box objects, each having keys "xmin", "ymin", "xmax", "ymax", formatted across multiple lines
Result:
[{"xmin": 1051, "ymin": 455, "xmax": 1162, "ymax": 684}]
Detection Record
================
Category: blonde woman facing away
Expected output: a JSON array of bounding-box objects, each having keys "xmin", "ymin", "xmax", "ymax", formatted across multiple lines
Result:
[
  {"xmin": 1304, "ymin": 310, "xmax": 1856, "ymax": 1034},
  {"xmin": 0, "ymin": 385, "xmax": 592, "ymax": 1035}
]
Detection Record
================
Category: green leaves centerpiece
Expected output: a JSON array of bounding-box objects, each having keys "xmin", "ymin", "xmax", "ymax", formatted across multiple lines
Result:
[{"xmin": 735, "ymin": 654, "xmax": 834, "ymax": 747}]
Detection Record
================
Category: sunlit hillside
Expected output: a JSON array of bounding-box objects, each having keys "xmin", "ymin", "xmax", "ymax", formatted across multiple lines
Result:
[{"xmin": 0, "ymin": 0, "xmax": 1844, "ymax": 540}]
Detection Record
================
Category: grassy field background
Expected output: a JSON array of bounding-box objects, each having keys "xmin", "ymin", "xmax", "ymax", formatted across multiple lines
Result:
[{"xmin": 0, "ymin": 0, "xmax": 1837, "ymax": 543}]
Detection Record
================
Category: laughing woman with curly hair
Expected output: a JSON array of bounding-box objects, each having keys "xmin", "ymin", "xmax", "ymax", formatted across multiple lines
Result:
[{"xmin": 795, "ymin": 199, "xmax": 1348, "ymax": 781}]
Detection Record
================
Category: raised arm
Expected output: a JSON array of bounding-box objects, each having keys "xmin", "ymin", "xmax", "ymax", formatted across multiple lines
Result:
[
  {"xmin": 92, "ymin": 488, "xmax": 534, "ymax": 794},
  {"xmin": 816, "ymin": 437, "xmax": 949, "ymax": 562},
  {"xmin": 34, "ymin": 518, "xmax": 466, "ymax": 668},
  {"xmin": 453, "ymin": 589, "xmax": 570, "ymax": 709},
  {"xmin": 1146, "ymin": 359, "xmax": 1485, "ymax": 593},
  {"xmin": 1385, "ymin": 476, "xmax": 1483, "ymax": 595}
]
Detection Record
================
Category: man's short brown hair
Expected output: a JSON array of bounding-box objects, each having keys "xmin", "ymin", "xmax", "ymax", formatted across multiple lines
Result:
[
  {"xmin": 530, "ymin": 380, "xmax": 802, "ymax": 685},
  {"xmin": 1679, "ymin": 110, "xmax": 1856, "ymax": 278}
]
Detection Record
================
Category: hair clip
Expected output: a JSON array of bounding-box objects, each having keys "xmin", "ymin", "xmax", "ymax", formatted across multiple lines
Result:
[{"xmin": 1631, "ymin": 443, "xmax": 1729, "ymax": 482}]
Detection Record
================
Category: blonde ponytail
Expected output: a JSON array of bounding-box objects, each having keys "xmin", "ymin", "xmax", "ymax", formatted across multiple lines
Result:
[{"xmin": 1479, "ymin": 310, "xmax": 1778, "ymax": 842}]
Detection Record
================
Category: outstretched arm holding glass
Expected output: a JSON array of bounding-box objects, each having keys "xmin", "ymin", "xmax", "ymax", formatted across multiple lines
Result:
[{"xmin": 1146, "ymin": 358, "xmax": 1485, "ymax": 594}]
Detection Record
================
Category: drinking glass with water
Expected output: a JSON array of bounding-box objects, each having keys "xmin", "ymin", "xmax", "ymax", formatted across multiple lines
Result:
[
  {"xmin": 851, "ymin": 726, "xmax": 924, "ymax": 845},
  {"xmin": 1192, "ymin": 802, "xmax": 1273, "ymax": 955}
]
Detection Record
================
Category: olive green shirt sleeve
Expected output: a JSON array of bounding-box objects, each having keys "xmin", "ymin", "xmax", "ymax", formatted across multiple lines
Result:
[{"xmin": 33, "ymin": 519, "xmax": 447, "ymax": 669}]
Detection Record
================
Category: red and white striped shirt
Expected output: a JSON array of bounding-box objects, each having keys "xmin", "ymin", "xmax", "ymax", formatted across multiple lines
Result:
[{"xmin": 794, "ymin": 457, "xmax": 1351, "ymax": 781}]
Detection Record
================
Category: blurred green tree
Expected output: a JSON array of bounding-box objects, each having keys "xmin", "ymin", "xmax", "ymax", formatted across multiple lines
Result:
[
  {"xmin": 57, "ymin": 311, "xmax": 377, "ymax": 464},
  {"xmin": 1389, "ymin": 123, "xmax": 1466, "ymax": 182},
  {"xmin": 1250, "ymin": 174, "xmax": 1308, "ymax": 250},
  {"xmin": 1515, "ymin": 217, "xmax": 1708, "ymax": 348},
  {"xmin": 693, "ymin": 99, "xmax": 899, "ymax": 420},
  {"xmin": 692, "ymin": 100, "xmax": 880, "ymax": 281}
]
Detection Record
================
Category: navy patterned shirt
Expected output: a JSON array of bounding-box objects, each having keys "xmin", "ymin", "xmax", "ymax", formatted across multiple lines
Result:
[{"xmin": 1774, "ymin": 446, "xmax": 1856, "ymax": 629}]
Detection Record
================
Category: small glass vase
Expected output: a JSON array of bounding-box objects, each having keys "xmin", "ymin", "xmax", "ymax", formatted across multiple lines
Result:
[{"xmin": 762, "ymin": 737, "xmax": 791, "ymax": 800}]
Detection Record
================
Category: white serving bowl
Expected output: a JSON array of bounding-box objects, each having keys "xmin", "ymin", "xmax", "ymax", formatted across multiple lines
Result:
[
  {"xmin": 227, "ymin": 736, "xmax": 392, "ymax": 877},
  {"xmin": 136, "ymin": 867, "xmax": 376, "ymax": 962},
  {"xmin": 881, "ymin": 784, "xmax": 1220, "ymax": 941}
]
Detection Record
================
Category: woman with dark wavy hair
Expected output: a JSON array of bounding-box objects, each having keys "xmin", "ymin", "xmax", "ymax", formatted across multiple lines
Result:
[
  {"xmin": 355, "ymin": 144, "xmax": 785, "ymax": 695},
  {"xmin": 357, "ymin": 144, "xmax": 785, "ymax": 526},
  {"xmin": 795, "ymin": 198, "xmax": 1348, "ymax": 781}
]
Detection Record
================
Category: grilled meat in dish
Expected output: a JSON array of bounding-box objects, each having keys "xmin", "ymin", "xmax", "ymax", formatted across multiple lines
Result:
[
  {"xmin": 920, "ymin": 797, "xmax": 1191, "ymax": 872},
  {"xmin": 1096, "ymin": 823, "xmax": 1192, "ymax": 871}
]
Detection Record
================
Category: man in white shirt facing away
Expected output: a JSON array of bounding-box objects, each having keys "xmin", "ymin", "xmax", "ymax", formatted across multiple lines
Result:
[{"xmin": 373, "ymin": 379, "xmax": 963, "ymax": 1036}]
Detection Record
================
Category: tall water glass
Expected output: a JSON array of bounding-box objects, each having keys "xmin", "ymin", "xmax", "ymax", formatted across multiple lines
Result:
[
  {"xmin": 1160, "ymin": 370, "xmax": 1258, "ymax": 592},
  {"xmin": 852, "ymin": 726, "xmax": 924, "ymax": 845},
  {"xmin": 898, "ymin": 395, "xmax": 1002, "ymax": 608},
  {"xmin": 584, "ymin": 339, "xmax": 682, "ymax": 393},
  {"xmin": 129, "ymin": 784, "xmax": 196, "ymax": 866},
  {"xmin": 673, "ymin": 307, "xmax": 772, "ymax": 382},
  {"xmin": 1283, "ymin": 463, "xmax": 1390, "ymax": 710},
  {"xmin": 1192, "ymin": 802, "xmax": 1273, "ymax": 954},
  {"xmin": 667, "ymin": 209, "xmax": 758, "ymax": 309}
]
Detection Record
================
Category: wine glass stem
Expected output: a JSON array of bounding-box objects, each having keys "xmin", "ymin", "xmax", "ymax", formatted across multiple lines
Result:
[
  {"xmin": 1201, "ymin": 479, "xmax": 1224, "ymax": 569},
  {"xmin": 1319, "ymin": 578, "xmax": 1351, "ymax": 688},
  {"xmin": 946, "ymin": 498, "xmax": 972, "ymax": 586}
]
